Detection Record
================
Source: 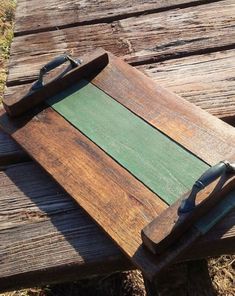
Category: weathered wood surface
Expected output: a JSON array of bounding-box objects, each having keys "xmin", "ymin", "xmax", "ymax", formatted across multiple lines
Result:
[
  {"xmin": 7, "ymin": 1, "xmax": 235, "ymax": 85},
  {"xmin": 137, "ymin": 50, "xmax": 235, "ymax": 121},
  {"xmin": 14, "ymin": 0, "xmax": 205, "ymax": 35},
  {"xmin": 1, "ymin": 161, "xmax": 234, "ymax": 291}
]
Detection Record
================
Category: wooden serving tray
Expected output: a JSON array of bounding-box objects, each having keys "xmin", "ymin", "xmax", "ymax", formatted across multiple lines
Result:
[{"xmin": 1, "ymin": 48, "xmax": 235, "ymax": 280}]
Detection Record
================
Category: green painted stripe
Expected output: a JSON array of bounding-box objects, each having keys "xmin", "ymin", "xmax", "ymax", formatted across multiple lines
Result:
[{"xmin": 47, "ymin": 79, "xmax": 208, "ymax": 205}]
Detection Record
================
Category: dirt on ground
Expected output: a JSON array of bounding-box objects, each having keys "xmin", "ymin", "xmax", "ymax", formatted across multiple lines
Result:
[{"xmin": 0, "ymin": 1, "xmax": 234, "ymax": 295}]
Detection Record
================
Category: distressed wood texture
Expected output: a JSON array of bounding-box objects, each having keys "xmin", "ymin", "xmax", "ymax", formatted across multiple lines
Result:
[
  {"xmin": 7, "ymin": 1, "xmax": 235, "ymax": 85},
  {"xmin": 137, "ymin": 50, "xmax": 235, "ymax": 121},
  {"xmin": 1, "ymin": 161, "xmax": 235, "ymax": 291},
  {"xmin": 14, "ymin": 0, "xmax": 204, "ymax": 35}
]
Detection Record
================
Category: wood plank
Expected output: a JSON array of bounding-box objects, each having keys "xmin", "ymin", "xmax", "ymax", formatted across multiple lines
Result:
[
  {"xmin": 3, "ymin": 49, "xmax": 109, "ymax": 117},
  {"xmin": 1, "ymin": 161, "xmax": 235, "ymax": 291},
  {"xmin": 7, "ymin": 0, "xmax": 235, "ymax": 85},
  {"xmin": 14, "ymin": 0, "xmax": 204, "ymax": 35},
  {"xmin": 48, "ymin": 79, "xmax": 208, "ymax": 205},
  {"xmin": 137, "ymin": 50, "xmax": 235, "ymax": 121}
]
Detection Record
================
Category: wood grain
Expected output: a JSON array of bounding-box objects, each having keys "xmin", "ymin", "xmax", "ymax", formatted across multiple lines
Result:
[
  {"xmin": 14, "ymin": 0, "xmax": 204, "ymax": 35},
  {"xmin": 137, "ymin": 49, "xmax": 235, "ymax": 121},
  {"xmin": 7, "ymin": 0, "xmax": 235, "ymax": 85},
  {"xmin": 0, "ymin": 161, "xmax": 235, "ymax": 290},
  {"xmin": 0, "ymin": 162, "xmax": 130, "ymax": 291}
]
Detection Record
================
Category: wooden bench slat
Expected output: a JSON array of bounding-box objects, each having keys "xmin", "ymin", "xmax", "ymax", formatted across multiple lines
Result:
[
  {"xmin": 137, "ymin": 50, "xmax": 235, "ymax": 121},
  {"xmin": 7, "ymin": 0, "xmax": 235, "ymax": 85},
  {"xmin": 14, "ymin": 0, "xmax": 204, "ymax": 35},
  {"xmin": 0, "ymin": 162, "xmax": 234, "ymax": 291}
]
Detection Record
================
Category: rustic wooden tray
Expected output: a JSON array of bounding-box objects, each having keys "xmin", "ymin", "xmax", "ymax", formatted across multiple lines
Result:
[{"xmin": 1, "ymin": 48, "xmax": 235, "ymax": 280}]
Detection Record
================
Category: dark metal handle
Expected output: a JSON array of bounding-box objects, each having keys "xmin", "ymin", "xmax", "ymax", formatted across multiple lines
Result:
[
  {"xmin": 31, "ymin": 54, "xmax": 82, "ymax": 91},
  {"xmin": 179, "ymin": 160, "xmax": 235, "ymax": 213}
]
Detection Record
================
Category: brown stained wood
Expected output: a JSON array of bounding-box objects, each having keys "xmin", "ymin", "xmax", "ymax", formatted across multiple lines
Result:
[
  {"xmin": 142, "ymin": 177, "xmax": 235, "ymax": 255},
  {"xmin": 7, "ymin": 0, "xmax": 235, "ymax": 85},
  {"xmin": 91, "ymin": 53, "xmax": 235, "ymax": 165},
  {"xmin": 137, "ymin": 50, "xmax": 235, "ymax": 120},
  {"xmin": 14, "ymin": 0, "xmax": 204, "ymax": 35},
  {"xmin": 0, "ymin": 161, "xmax": 235, "ymax": 291},
  {"xmin": 3, "ymin": 49, "xmax": 109, "ymax": 117}
]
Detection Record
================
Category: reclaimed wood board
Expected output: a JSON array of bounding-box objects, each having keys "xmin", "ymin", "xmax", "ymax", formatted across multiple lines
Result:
[
  {"xmin": 1, "ymin": 161, "xmax": 235, "ymax": 291},
  {"xmin": 14, "ymin": 0, "xmax": 204, "ymax": 35},
  {"xmin": 1, "ymin": 50, "xmax": 235, "ymax": 279},
  {"xmin": 7, "ymin": 1, "xmax": 235, "ymax": 85}
]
